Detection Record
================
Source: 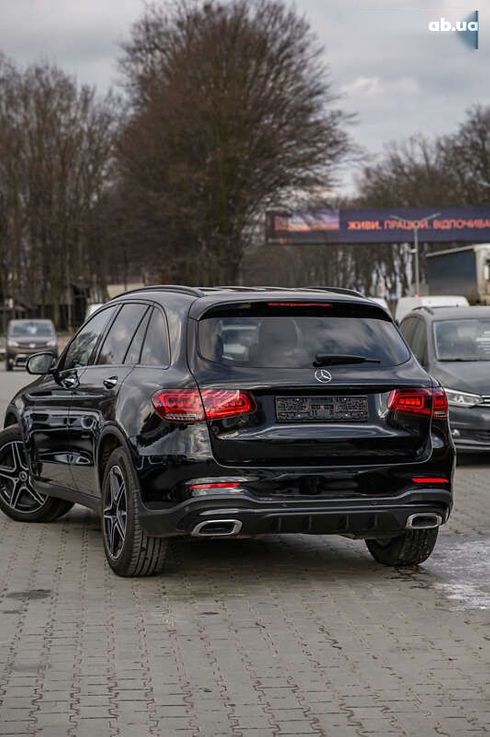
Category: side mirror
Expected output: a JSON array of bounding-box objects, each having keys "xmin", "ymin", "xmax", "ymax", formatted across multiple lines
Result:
[{"xmin": 27, "ymin": 352, "xmax": 56, "ymax": 376}]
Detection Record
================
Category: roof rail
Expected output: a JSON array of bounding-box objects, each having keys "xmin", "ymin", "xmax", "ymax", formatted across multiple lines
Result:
[
  {"xmin": 110, "ymin": 284, "xmax": 368, "ymax": 300},
  {"xmin": 110, "ymin": 284, "xmax": 204, "ymax": 299},
  {"xmin": 200, "ymin": 286, "xmax": 265, "ymax": 292},
  {"xmin": 201, "ymin": 285, "xmax": 369, "ymax": 297}
]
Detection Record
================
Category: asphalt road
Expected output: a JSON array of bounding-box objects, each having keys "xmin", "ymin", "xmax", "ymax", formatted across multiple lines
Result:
[{"xmin": 0, "ymin": 368, "xmax": 489, "ymax": 737}]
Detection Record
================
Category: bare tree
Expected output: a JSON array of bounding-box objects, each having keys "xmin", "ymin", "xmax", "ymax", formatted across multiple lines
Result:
[
  {"xmin": 117, "ymin": 0, "xmax": 353, "ymax": 285},
  {"xmin": 0, "ymin": 56, "xmax": 117, "ymax": 328},
  {"xmin": 353, "ymin": 106, "xmax": 490, "ymax": 296}
]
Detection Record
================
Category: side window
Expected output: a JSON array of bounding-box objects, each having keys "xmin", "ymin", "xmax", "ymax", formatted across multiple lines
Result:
[
  {"xmin": 63, "ymin": 307, "xmax": 117, "ymax": 371},
  {"xmin": 140, "ymin": 308, "xmax": 170, "ymax": 366},
  {"xmin": 97, "ymin": 304, "xmax": 148, "ymax": 366},
  {"xmin": 124, "ymin": 308, "xmax": 151, "ymax": 365},
  {"xmin": 411, "ymin": 320, "xmax": 428, "ymax": 365}
]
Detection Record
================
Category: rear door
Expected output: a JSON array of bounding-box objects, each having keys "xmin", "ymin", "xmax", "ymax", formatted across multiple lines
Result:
[
  {"xmin": 69, "ymin": 302, "xmax": 150, "ymax": 495},
  {"xmin": 189, "ymin": 300, "xmax": 433, "ymax": 467}
]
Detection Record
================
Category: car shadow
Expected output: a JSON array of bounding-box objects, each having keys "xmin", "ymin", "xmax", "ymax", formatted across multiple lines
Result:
[{"xmin": 52, "ymin": 505, "xmax": 450, "ymax": 592}]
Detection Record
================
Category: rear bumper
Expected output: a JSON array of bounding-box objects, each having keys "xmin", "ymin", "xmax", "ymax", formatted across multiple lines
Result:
[{"xmin": 138, "ymin": 489, "xmax": 452, "ymax": 539}]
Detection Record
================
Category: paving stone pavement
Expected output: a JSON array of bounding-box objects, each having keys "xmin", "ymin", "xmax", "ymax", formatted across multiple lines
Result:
[{"xmin": 0, "ymin": 373, "xmax": 489, "ymax": 736}]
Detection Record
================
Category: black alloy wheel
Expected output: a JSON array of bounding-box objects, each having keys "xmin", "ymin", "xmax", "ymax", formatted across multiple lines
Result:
[
  {"xmin": 103, "ymin": 464, "xmax": 128, "ymax": 560},
  {"xmin": 101, "ymin": 447, "xmax": 169, "ymax": 577}
]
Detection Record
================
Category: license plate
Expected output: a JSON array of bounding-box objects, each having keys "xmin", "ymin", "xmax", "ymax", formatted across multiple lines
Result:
[{"xmin": 276, "ymin": 395, "xmax": 369, "ymax": 423}]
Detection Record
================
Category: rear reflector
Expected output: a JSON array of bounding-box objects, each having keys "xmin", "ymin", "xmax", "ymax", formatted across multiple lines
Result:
[
  {"xmin": 411, "ymin": 477, "xmax": 449, "ymax": 484},
  {"xmin": 152, "ymin": 389, "xmax": 254, "ymax": 422},
  {"xmin": 190, "ymin": 482, "xmax": 242, "ymax": 490},
  {"xmin": 388, "ymin": 387, "xmax": 448, "ymax": 418},
  {"xmin": 189, "ymin": 482, "xmax": 242, "ymax": 495}
]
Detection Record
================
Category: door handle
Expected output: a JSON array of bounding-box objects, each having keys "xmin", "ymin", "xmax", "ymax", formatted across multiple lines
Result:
[{"xmin": 103, "ymin": 376, "xmax": 118, "ymax": 389}]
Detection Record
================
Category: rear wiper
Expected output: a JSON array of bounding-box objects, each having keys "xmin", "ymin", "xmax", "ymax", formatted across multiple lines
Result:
[{"xmin": 313, "ymin": 354, "xmax": 381, "ymax": 367}]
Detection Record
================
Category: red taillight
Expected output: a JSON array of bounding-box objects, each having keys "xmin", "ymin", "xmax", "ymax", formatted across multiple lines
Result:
[
  {"xmin": 152, "ymin": 389, "xmax": 204, "ymax": 421},
  {"xmin": 388, "ymin": 387, "xmax": 448, "ymax": 418},
  {"xmin": 201, "ymin": 389, "xmax": 255, "ymax": 419},
  {"xmin": 411, "ymin": 477, "xmax": 449, "ymax": 484},
  {"xmin": 152, "ymin": 389, "xmax": 254, "ymax": 422},
  {"xmin": 432, "ymin": 387, "xmax": 449, "ymax": 418}
]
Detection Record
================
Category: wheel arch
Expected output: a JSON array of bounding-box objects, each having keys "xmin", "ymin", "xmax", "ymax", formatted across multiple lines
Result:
[{"xmin": 97, "ymin": 425, "xmax": 136, "ymax": 492}]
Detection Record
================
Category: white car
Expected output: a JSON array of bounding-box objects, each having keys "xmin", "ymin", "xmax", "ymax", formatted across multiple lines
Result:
[{"xmin": 395, "ymin": 296, "xmax": 469, "ymax": 323}]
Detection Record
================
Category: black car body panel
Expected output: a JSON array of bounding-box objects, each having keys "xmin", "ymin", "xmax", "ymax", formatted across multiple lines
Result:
[{"xmin": 5, "ymin": 287, "xmax": 455, "ymax": 539}]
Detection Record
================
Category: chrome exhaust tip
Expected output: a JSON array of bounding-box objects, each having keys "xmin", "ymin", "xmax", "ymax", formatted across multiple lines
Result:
[
  {"xmin": 406, "ymin": 513, "xmax": 442, "ymax": 530},
  {"xmin": 191, "ymin": 519, "xmax": 243, "ymax": 537}
]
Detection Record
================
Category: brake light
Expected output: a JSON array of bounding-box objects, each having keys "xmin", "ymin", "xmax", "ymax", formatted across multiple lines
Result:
[
  {"xmin": 411, "ymin": 477, "xmax": 449, "ymax": 484},
  {"xmin": 267, "ymin": 302, "xmax": 332, "ymax": 308},
  {"xmin": 152, "ymin": 389, "xmax": 204, "ymax": 421},
  {"xmin": 388, "ymin": 388, "xmax": 431, "ymax": 415},
  {"xmin": 387, "ymin": 387, "xmax": 448, "ymax": 418},
  {"xmin": 152, "ymin": 389, "xmax": 255, "ymax": 422},
  {"xmin": 432, "ymin": 387, "xmax": 449, "ymax": 418},
  {"xmin": 201, "ymin": 389, "xmax": 255, "ymax": 419}
]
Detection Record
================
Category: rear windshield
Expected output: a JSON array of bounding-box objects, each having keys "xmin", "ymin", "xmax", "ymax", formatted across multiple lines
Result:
[
  {"xmin": 8, "ymin": 321, "xmax": 55, "ymax": 337},
  {"xmin": 198, "ymin": 304, "xmax": 410, "ymax": 368},
  {"xmin": 434, "ymin": 318, "xmax": 490, "ymax": 361}
]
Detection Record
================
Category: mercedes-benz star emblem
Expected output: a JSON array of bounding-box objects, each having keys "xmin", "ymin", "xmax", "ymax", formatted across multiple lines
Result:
[{"xmin": 314, "ymin": 368, "xmax": 332, "ymax": 384}]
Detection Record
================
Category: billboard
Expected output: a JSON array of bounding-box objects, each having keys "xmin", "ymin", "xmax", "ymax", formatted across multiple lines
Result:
[{"xmin": 266, "ymin": 207, "xmax": 490, "ymax": 245}]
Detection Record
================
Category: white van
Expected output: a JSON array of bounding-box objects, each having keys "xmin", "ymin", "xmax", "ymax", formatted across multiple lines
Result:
[{"xmin": 395, "ymin": 295, "xmax": 469, "ymax": 323}]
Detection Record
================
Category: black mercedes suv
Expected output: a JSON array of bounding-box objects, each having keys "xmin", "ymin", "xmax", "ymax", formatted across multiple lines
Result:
[{"xmin": 0, "ymin": 286, "xmax": 455, "ymax": 576}]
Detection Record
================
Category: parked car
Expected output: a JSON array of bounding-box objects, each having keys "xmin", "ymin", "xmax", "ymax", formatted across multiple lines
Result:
[
  {"xmin": 395, "ymin": 295, "xmax": 469, "ymax": 323},
  {"xmin": 399, "ymin": 305, "xmax": 490, "ymax": 452},
  {"xmin": 1, "ymin": 286, "xmax": 454, "ymax": 576},
  {"xmin": 5, "ymin": 319, "xmax": 58, "ymax": 371}
]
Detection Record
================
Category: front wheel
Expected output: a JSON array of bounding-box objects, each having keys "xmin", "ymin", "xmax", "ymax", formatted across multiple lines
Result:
[
  {"xmin": 0, "ymin": 425, "xmax": 74, "ymax": 522},
  {"xmin": 101, "ymin": 447, "xmax": 169, "ymax": 577},
  {"xmin": 365, "ymin": 528, "xmax": 439, "ymax": 566}
]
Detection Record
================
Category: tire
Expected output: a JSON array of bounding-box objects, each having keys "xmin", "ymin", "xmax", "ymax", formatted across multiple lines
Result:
[
  {"xmin": 101, "ymin": 447, "xmax": 169, "ymax": 577},
  {"xmin": 5, "ymin": 358, "xmax": 12, "ymax": 372},
  {"xmin": 365, "ymin": 528, "xmax": 439, "ymax": 566},
  {"xmin": 0, "ymin": 425, "xmax": 74, "ymax": 522}
]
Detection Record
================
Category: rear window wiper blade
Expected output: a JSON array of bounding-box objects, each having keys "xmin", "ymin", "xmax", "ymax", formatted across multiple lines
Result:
[{"xmin": 313, "ymin": 354, "xmax": 381, "ymax": 367}]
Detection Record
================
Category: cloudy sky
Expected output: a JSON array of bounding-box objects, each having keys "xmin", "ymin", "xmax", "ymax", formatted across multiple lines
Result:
[{"xmin": 0, "ymin": 0, "xmax": 487, "ymax": 191}]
